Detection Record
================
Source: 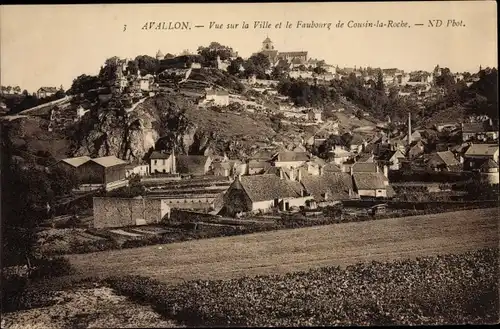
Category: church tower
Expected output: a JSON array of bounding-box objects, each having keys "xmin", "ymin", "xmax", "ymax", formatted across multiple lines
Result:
[{"xmin": 262, "ymin": 36, "xmax": 274, "ymax": 51}]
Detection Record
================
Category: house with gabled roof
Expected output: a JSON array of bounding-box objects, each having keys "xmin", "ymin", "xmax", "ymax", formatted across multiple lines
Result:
[
  {"xmin": 149, "ymin": 151, "xmax": 176, "ymax": 174},
  {"xmin": 352, "ymin": 172, "xmax": 394, "ymax": 198},
  {"xmin": 223, "ymin": 174, "xmax": 311, "ymax": 215},
  {"xmin": 462, "ymin": 121, "xmax": 498, "ymax": 142},
  {"xmin": 300, "ymin": 171, "xmax": 354, "ymax": 203},
  {"xmin": 37, "ymin": 87, "xmax": 58, "ymax": 99},
  {"xmin": 272, "ymin": 151, "xmax": 310, "ymax": 169},
  {"xmin": 463, "ymin": 143, "xmax": 499, "ymax": 171},
  {"xmin": 376, "ymin": 149, "xmax": 406, "ymax": 170},
  {"xmin": 55, "ymin": 156, "xmax": 91, "ymax": 181},
  {"xmin": 426, "ymin": 151, "xmax": 461, "ymax": 172}
]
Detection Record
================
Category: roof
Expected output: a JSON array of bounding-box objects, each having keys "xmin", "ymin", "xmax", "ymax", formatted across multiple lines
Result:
[
  {"xmin": 310, "ymin": 156, "xmax": 327, "ymax": 167},
  {"xmin": 248, "ymin": 160, "xmax": 271, "ymax": 169},
  {"xmin": 436, "ymin": 151, "xmax": 460, "ymax": 167},
  {"xmin": 353, "ymin": 172, "xmax": 388, "ymax": 190},
  {"xmin": 279, "ymin": 51, "xmax": 308, "ymax": 57},
  {"xmin": 176, "ymin": 155, "xmax": 210, "ymax": 175},
  {"xmin": 149, "ymin": 151, "xmax": 171, "ymax": 159},
  {"xmin": 377, "ymin": 149, "xmax": 405, "ymax": 162},
  {"xmin": 60, "ymin": 156, "xmax": 91, "ymax": 168},
  {"xmin": 206, "ymin": 89, "xmax": 229, "ymax": 96},
  {"xmin": 350, "ymin": 134, "xmax": 365, "ymax": 145},
  {"xmin": 90, "ymin": 156, "xmax": 127, "ymax": 168},
  {"xmin": 239, "ymin": 174, "xmax": 302, "ymax": 202},
  {"xmin": 274, "ymin": 151, "xmax": 310, "ymax": 162},
  {"xmin": 352, "ymin": 162, "xmax": 378, "ymax": 173},
  {"xmin": 156, "ymin": 49, "xmax": 164, "ymax": 57},
  {"xmin": 462, "ymin": 122, "xmax": 494, "ymax": 133},
  {"xmin": 300, "ymin": 172, "xmax": 353, "ymax": 201},
  {"xmin": 480, "ymin": 159, "xmax": 498, "ymax": 170},
  {"xmin": 250, "ymin": 150, "xmax": 276, "ymax": 161},
  {"xmin": 464, "ymin": 144, "xmax": 499, "ymax": 157},
  {"xmin": 323, "ymin": 162, "xmax": 342, "ymax": 172},
  {"xmin": 263, "ymin": 37, "xmax": 272, "ymax": 43},
  {"xmin": 38, "ymin": 87, "xmax": 58, "ymax": 93}
]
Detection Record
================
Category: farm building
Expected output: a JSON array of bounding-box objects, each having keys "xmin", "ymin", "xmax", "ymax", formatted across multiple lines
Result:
[
  {"xmin": 93, "ymin": 197, "xmax": 171, "ymax": 229},
  {"xmin": 55, "ymin": 156, "xmax": 91, "ymax": 180},
  {"xmin": 223, "ymin": 174, "xmax": 310, "ymax": 215},
  {"xmin": 463, "ymin": 144, "xmax": 499, "ymax": 171},
  {"xmin": 300, "ymin": 171, "xmax": 354, "ymax": 203},
  {"xmin": 78, "ymin": 155, "xmax": 128, "ymax": 191}
]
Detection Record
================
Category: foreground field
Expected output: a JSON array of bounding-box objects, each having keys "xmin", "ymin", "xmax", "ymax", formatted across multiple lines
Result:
[{"xmin": 66, "ymin": 208, "xmax": 499, "ymax": 284}]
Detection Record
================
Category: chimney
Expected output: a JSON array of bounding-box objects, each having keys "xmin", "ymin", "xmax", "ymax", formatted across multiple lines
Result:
[
  {"xmin": 171, "ymin": 148, "xmax": 176, "ymax": 174},
  {"xmin": 408, "ymin": 112, "xmax": 412, "ymax": 145},
  {"xmin": 298, "ymin": 168, "xmax": 302, "ymax": 182},
  {"xmin": 279, "ymin": 167, "xmax": 284, "ymax": 180},
  {"xmin": 290, "ymin": 168, "xmax": 296, "ymax": 181},
  {"xmin": 349, "ymin": 165, "xmax": 353, "ymax": 176},
  {"xmin": 383, "ymin": 165, "xmax": 389, "ymax": 178}
]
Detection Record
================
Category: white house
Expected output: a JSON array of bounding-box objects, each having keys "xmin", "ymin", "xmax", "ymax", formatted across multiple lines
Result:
[
  {"xmin": 272, "ymin": 151, "xmax": 310, "ymax": 169},
  {"xmin": 149, "ymin": 151, "xmax": 176, "ymax": 174},
  {"xmin": 125, "ymin": 164, "xmax": 150, "ymax": 178},
  {"xmin": 139, "ymin": 74, "xmax": 155, "ymax": 91}
]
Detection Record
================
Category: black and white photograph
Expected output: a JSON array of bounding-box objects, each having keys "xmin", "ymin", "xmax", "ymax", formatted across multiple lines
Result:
[{"xmin": 0, "ymin": 1, "xmax": 498, "ymax": 327}]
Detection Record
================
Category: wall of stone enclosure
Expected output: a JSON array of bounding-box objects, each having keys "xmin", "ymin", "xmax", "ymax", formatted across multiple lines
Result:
[{"xmin": 93, "ymin": 197, "xmax": 171, "ymax": 229}]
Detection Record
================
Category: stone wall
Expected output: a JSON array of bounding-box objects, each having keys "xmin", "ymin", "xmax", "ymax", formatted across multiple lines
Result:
[{"xmin": 93, "ymin": 197, "xmax": 171, "ymax": 229}]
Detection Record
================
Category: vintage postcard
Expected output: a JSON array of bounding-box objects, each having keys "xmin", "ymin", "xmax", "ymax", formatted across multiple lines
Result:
[{"xmin": 0, "ymin": 1, "xmax": 498, "ymax": 327}]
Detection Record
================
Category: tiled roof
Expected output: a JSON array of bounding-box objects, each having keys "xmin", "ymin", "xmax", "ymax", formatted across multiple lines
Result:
[
  {"xmin": 90, "ymin": 156, "xmax": 127, "ymax": 168},
  {"xmin": 149, "ymin": 151, "xmax": 171, "ymax": 159},
  {"xmin": 353, "ymin": 172, "xmax": 387, "ymax": 190},
  {"xmin": 352, "ymin": 162, "xmax": 378, "ymax": 173},
  {"xmin": 239, "ymin": 174, "xmax": 302, "ymax": 202},
  {"xmin": 176, "ymin": 155, "xmax": 210, "ymax": 175},
  {"xmin": 248, "ymin": 160, "xmax": 271, "ymax": 169},
  {"xmin": 436, "ymin": 151, "xmax": 460, "ymax": 167},
  {"xmin": 323, "ymin": 162, "xmax": 342, "ymax": 172},
  {"xmin": 300, "ymin": 172, "xmax": 353, "ymax": 201},
  {"xmin": 274, "ymin": 151, "xmax": 310, "ymax": 162},
  {"xmin": 464, "ymin": 144, "xmax": 499, "ymax": 157},
  {"xmin": 60, "ymin": 156, "xmax": 91, "ymax": 168},
  {"xmin": 279, "ymin": 51, "xmax": 308, "ymax": 57}
]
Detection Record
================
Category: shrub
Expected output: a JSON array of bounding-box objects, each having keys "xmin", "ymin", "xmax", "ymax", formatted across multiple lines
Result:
[
  {"xmin": 105, "ymin": 248, "xmax": 499, "ymax": 327},
  {"xmin": 31, "ymin": 256, "xmax": 74, "ymax": 279}
]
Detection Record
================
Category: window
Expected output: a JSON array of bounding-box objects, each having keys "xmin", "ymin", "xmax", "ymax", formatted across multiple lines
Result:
[{"xmin": 154, "ymin": 160, "xmax": 157, "ymax": 165}]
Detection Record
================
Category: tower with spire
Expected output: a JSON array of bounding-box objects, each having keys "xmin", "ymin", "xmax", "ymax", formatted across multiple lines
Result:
[{"xmin": 156, "ymin": 49, "xmax": 164, "ymax": 60}]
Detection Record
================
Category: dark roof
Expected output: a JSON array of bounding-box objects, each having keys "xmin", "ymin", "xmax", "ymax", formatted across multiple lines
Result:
[
  {"xmin": 248, "ymin": 160, "xmax": 271, "ymax": 169},
  {"xmin": 274, "ymin": 151, "xmax": 310, "ymax": 162},
  {"xmin": 149, "ymin": 151, "xmax": 171, "ymax": 159},
  {"xmin": 300, "ymin": 172, "xmax": 353, "ymax": 201},
  {"xmin": 353, "ymin": 172, "xmax": 388, "ymax": 190},
  {"xmin": 239, "ymin": 174, "xmax": 302, "ymax": 202},
  {"xmin": 176, "ymin": 155, "xmax": 210, "ymax": 175},
  {"xmin": 352, "ymin": 162, "xmax": 378, "ymax": 173}
]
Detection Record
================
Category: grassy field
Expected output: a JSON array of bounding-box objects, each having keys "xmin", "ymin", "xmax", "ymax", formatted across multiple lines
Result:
[{"xmin": 66, "ymin": 208, "xmax": 498, "ymax": 285}]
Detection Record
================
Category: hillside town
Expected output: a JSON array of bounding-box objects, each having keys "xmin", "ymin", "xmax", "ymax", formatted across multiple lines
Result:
[{"xmin": 1, "ymin": 31, "xmax": 499, "ymax": 328}]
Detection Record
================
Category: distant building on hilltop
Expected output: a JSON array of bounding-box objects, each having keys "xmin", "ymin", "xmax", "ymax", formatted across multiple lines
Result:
[
  {"xmin": 37, "ymin": 87, "xmax": 58, "ymax": 99},
  {"xmin": 254, "ymin": 36, "xmax": 308, "ymax": 66}
]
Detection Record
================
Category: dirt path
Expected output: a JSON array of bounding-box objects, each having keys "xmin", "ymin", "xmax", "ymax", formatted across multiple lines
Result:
[{"xmin": 66, "ymin": 208, "xmax": 499, "ymax": 285}]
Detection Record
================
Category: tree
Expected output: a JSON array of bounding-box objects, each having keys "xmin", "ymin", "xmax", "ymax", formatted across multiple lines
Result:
[
  {"xmin": 99, "ymin": 57, "xmax": 120, "ymax": 87},
  {"xmin": 197, "ymin": 42, "xmax": 234, "ymax": 64},
  {"xmin": 134, "ymin": 55, "xmax": 160, "ymax": 75},
  {"xmin": 376, "ymin": 69, "xmax": 385, "ymax": 91},
  {"xmin": 313, "ymin": 66, "xmax": 327, "ymax": 75},
  {"xmin": 244, "ymin": 53, "xmax": 271, "ymax": 79},
  {"xmin": 228, "ymin": 57, "xmax": 245, "ymax": 76},
  {"xmin": 68, "ymin": 74, "xmax": 101, "ymax": 95}
]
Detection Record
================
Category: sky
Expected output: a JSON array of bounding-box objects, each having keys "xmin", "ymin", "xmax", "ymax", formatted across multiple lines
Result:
[{"xmin": 1, "ymin": 1, "xmax": 497, "ymax": 93}]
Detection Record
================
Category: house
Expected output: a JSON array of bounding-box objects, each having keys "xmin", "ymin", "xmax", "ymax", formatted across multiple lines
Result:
[
  {"xmin": 351, "ymin": 162, "xmax": 379, "ymax": 173},
  {"xmin": 352, "ymin": 172, "xmax": 393, "ymax": 198},
  {"xmin": 176, "ymin": 155, "xmax": 212, "ymax": 176},
  {"xmin": 37, "ymin": 87, "xmax": 58, "ymax": 99},
  {"xmin": 322, "ymin": 162, "xmax": 342, "ymax": 173},
  {"xmin": 480, "ymin": 159, "xmax": 499, "ymax": 185},
  {"xmin": 223, "ymin": 174, "xmax": 309, "ymax": 215},
  {"xmin": 349, "ymin": 134, "xmax": 367, "ymax": 153},
  {"xmin": 125, "ymin": 164, "xmax": 150, "ymax": 178},
  {"xmin": 462, "ymin": 121, "xmax": 498, "ymax": 142},
  {"xmin": 93, "ymin": 197, "xmax": 170, "ymax": 229},
  {"xmin": 408, "ymin": 140, "xmax": 425, "ymax": 159},
  {"xmin": 213, "ymin": 160, "xmax": 242, "ymax": 177},
  {"xmin": 426, "ymin": 151, "xmax": 461, "ymax": 172},
  {"xmin": 247, "ymin": 160, "xmax": 272, "ymax": 175},
  {"xmin": 377, "ymin": 149, "xmax": 406, "ymax": 170},
  {"xmin": 272, "ymin": 151, "xmax": 310, "ymax": 169},
  {"xmin": 78, "ymin": 155, "xmax": 128, "ymax": 191},
  {"xmin": 139, "ymin": 74, "xmax": 155, "ymax": 91},
  {"xmin": 327, "ymin": 145, "xmax": 352, "ymax": 165},
  {"xmin": 300, "ymin": 171, "xmax": 354, "ymax": 203},
  {"xmin": 55, "ymin": 156, "xmax": 91, "ymax": 180},
  {"xmin": 149, "ymin": 151, "xmax": 176, "ymax": 174},
  {"xmin": 463, "ymin": 144, "xmax": 499, "ymax": 171},
  {"xmin": 204, "ymin": 89, "xmax": 230, "ymax": 107},
  {"xmin": 308, "ymin": 109, "xmax": 323, "ymax": 123}
]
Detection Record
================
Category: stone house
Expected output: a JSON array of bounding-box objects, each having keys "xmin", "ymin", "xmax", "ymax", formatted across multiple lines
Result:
[
  {"xmin": 352, "ymin": 172, "xmax": 392, "ymax": 198},
  {"xmin": 272, "ymin": 151, "xmax": 310, "ymax": 169},
  {"xmin": 149, "ymin": 151, "xmax": 176, "ymax": 174},
  {"xmin": 426, "ymin": 151, "xmax": 461, "ymax": 172},
  {"xmin": 463, "ymin": 144, "xmax": 499, "ymax": 171}
]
